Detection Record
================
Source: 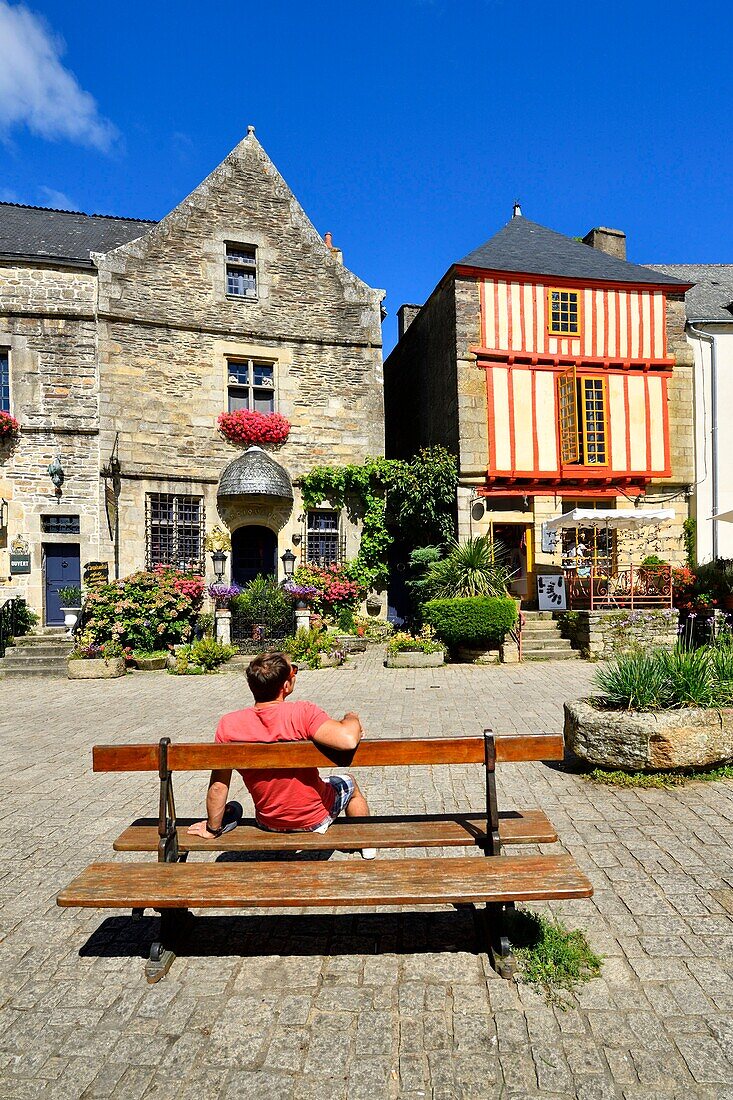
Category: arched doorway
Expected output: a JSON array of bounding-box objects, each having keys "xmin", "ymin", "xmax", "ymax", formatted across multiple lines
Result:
[{"xmin": 231, "ymin": 525, "xmax": 277, "ymax": 585}]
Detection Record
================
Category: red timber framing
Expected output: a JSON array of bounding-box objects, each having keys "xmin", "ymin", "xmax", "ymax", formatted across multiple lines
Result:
[{"xmin": 466, "ymin": 268, "xmax": 685, "ymax": 496}]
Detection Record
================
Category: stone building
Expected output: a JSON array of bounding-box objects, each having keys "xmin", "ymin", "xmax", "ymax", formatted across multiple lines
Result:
[
  {"xmin": 384, "ymin": 212, "xmax": 694, "ymax": 603},
  {"xmin": 0, "ymin": 130, "xmax": 384, "ymax": 624}
]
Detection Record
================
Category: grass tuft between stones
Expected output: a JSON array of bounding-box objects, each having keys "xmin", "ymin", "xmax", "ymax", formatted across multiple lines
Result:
[
  {"xmin": 587, "ymin": 763, "xmax": 733, "ymax": 788},
  {"xmin": 506, "ymin": 908, "xmax": 602, "ymax": 1006}
]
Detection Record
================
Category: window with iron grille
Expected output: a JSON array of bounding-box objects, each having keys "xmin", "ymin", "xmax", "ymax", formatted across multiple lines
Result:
[
  {"xmin": 225, "ymin": 243, "xmax": 257, "ymax": 298},
  {"xmin": 548, "ymin": 288, "xmax": 580, "ymax": 335},
  {"xmin": 0, "ymin": 351, "xmax": 9, "ymax": 413},
  {"xmin": 145, "ymin": 493, "xmax": 204, "ymax": 571},
  {"xmin": 306, "ymin": 510, "xmax": 344, "ymax": 566},
  {"xmin": 41, "ymin": 514, "xmax": 80, "ymax": 535},
  {"xmin": 227, "ymin": 359, "xmax": 275, "ymax": 413}
]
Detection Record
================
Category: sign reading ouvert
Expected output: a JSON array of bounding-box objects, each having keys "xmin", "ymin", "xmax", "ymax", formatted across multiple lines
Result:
[{"xmin": 10, "ymin": 534, "xmax": 30, "ymax": 575}]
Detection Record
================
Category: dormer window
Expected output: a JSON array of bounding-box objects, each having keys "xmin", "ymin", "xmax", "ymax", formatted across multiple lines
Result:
[
  {"xmin": 226, "ymin": 243, "xmax": 257, "ymax": 299},
  {"xmin": 548, "ymin": 288, "xmax": 580, "ymax": 335}
]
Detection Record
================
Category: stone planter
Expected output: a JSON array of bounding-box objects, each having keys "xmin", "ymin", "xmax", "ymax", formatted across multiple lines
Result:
[
  {"xmin": 60, "ymin": 606, "xmax": 81, "ymax": 637},
  {"xmin": 334, "ymin": 634, "xmax": 367, "ymax": 653},
  {"xmin": 564, "ymin": 697, "xmax": 733, "ymax": 771},
  {"xmin": 134, "ymin": 655, "xmax": 168, "ymax": 671},
  {"xmin": 317, "ymin": 653, "xmax": 346, "ymax": 668},
  {"xmin": 68, "ymin": 657, "xmax": 126, "ymax": 680},
  {"xmin": 455, "ymin": 644, "xmax": 500, "ymax": 665},
  {"xmin": 385, "ymin": 650, "xmax": 445, "ymax": 668}
]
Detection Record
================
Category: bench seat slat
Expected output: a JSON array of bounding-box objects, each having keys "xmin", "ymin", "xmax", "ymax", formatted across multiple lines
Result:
[
  {"xmin": 93, "ymin": 733, "xmax": 564, "ymax": 773},
  {"xmin": 57, "ymin": 854, "xmax": 592, "ymax": 909},
  {"xmin": 112, "ymin": 810, "xmax": 557, "ymax": 852}
]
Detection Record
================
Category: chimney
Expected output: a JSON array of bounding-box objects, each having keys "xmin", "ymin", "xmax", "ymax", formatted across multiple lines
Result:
[
  {"xmin": 323, "ymin": 230, "xmax": 343, "ymax": 265},
  {"xmin": 582, "ymin": 226, "xmax": 626, "ymax": 261},
  {"xmin": 397, "ymin": 304, "xmax": 422, "ymax": 340}
]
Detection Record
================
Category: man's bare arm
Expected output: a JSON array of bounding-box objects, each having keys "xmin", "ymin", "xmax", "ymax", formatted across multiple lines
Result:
[
  {"xmin": 312, "ymin": 712, "xmax": 363, "ymax": 752},
  {"xmin": 187, "ymin": 768, "xmax": 232, "ymax": 837}
]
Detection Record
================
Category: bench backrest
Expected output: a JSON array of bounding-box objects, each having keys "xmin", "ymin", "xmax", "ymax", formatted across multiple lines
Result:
[{"xmin": 93, "ymin": 733, "xmax": 563, "ymax": 773}]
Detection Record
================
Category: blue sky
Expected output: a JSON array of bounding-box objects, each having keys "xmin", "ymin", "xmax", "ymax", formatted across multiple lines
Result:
[{"xmin": 0, "ymin": 0, "xmax": 730, "ymax": 350}]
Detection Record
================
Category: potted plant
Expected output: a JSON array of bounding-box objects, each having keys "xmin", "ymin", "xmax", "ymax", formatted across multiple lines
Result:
[
  {"xmin": 133, "ymin": 648, "xmax": 170, "ymax": 671},
  {"xmin": 217, "ymin": 409, "xmax": 291, "ymax": 448},
  {"xmin": 385, "ymin": 627, "xmax": 445, "ymax": 668},
  {"xmin": 58, "ymin": 585, "xmax": 83, "ymax": 635},
  {"xmin": 283, "ymin": 582, "xmax": 319, "ymax": 610},
  {"xmin": 68, "ymin": 638, "xmax": 125, "ymax": 680},
  {"xmin": 0, "ymin": 411, "xmax": 20, "ymax": 442}
]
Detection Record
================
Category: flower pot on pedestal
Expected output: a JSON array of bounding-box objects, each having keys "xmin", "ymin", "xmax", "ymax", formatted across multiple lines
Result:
[{"xmin": 60, "ymin": 606, "xmax": 81, "ymax": 637}]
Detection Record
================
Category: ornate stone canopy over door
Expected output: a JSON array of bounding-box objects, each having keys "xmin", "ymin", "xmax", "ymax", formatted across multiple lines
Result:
[{"xmin": 217, "ymin": 445, "xmax": 294, "ymax": 536}]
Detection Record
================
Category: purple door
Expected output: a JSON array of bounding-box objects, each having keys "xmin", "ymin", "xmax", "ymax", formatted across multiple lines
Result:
[{"xmin": 44, "ymin": 543, "xmax": 80, "ymax": 625}]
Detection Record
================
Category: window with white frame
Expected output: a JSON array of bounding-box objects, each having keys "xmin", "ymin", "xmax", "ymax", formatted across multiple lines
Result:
[
  {"xmin": 227, "ymin": 359, "xmax": 275, "ymax": 413},
  {"xmin": 225, "ymin": 243, "xmax": 257, "ymax": 298},
  {"xmin": 306, "ymin": 510, "xmax": 342, "ymax": 566},
  {"xmin": 0, "ymin": 351, "xmax": 9, "ymax": 412},
  {"xmin": 146, "ymin": 493, "xmax": 204, "ymax": 572}
]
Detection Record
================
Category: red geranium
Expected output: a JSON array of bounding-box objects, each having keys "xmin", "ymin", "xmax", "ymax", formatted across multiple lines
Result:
[
  {"xmin": 217, "ymin": 410, "xmax": 290, "ymax": 447},
  {"xmin": 0, "ymin": 411, "xmax": 19, "ymax": 440}
]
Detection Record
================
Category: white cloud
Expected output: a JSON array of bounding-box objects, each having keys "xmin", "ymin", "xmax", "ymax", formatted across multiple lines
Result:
[
  {"xmin": 0, "ymin": 2, "xmax": 117, "ymax": 151},
  {"xmin": 38, "ymin": 185, "xmax": 76, "ymax": 210}
]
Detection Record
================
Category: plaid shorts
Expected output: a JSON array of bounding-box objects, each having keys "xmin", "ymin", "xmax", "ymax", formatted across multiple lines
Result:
[
  {"xmin": 310, "ymin": 774, "xmax": 355, "ymax": 833},
  {"xmin": 256, "ymin": 774, "xmax": 355, "ymax": 834}
]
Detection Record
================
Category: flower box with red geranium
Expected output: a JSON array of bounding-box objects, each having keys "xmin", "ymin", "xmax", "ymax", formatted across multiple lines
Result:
[
  {"xmin": 217, "ymin": 410, "xmax": 290, "ymax": 448},
  {"xmin": 0, "ymin": 411, "xmax": 20, "ymax": 441}
]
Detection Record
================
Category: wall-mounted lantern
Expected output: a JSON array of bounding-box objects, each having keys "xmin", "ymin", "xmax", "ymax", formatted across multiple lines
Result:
[{"xmin": 280, "ymin": 548, "xmax": 296, "ymax": 579}]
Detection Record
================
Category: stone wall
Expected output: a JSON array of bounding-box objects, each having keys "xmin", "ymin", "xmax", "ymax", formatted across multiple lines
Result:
[
  {"xmin": 383, "ymin": 276, "xmax": 461, "ymax": 461},
  {"xmin": 559, "ymin": 608, "xmax": 680, "ymax": 660},
  {"xmin": 0, "ymin": 264, "xmax": 101, "ymax": 614}
]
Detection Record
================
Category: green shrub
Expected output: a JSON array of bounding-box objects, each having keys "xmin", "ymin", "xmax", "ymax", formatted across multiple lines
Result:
[
  {"xmin": 421, "ymin": 536, "xmax": 513, "ymax": 599},
  {"xmin": 14, "ymin": 601, "xmax": 39, "ymax": 637},
  {"xmin": 283, "ymin": 627, "xmax": 343, "ymax": 669},
  {"xmin": 593, "ymin": 643, "xmax": 733, "ymax": 710},
  {"xmin": 169, "ymin": 637, "xmax": 235, "ymax": 674},
  {"xmin": 422, "ymin": 596, "xmax": 517, "ymax": 648},
  {"xmin": 230, "ymin": 575, "xmax": 293, "ymax": 633}
]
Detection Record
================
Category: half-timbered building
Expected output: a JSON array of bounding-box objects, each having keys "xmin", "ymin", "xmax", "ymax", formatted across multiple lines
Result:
[{"xmin": 384, "ymin": 212, "xmax": 694, "ymax": 602}]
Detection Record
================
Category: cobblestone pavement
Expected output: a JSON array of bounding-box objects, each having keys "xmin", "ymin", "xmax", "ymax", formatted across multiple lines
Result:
[{"xmin": 2, "ymin": 650, "xmax": 733, "ymax": 1099}]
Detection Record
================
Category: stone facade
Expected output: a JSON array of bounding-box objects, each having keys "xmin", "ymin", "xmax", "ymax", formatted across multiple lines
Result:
[
  {"xmin": 0, "ymin": 132, "xmax": 385, "ymax": 623},
  {"xmin": 559, "ymin": 607, "xmax": 680, "ymax": 660}
]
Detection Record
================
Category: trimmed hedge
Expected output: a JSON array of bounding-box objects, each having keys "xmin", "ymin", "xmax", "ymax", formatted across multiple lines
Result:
[{"xmin": 422, "ymin": 596, "xmax": 517, "ymax": 648}]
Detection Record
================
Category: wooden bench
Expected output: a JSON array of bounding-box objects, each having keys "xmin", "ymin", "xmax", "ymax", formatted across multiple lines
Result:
[{"xmin": 57, "ymin": 731, "xmax": 592, "ymax": 983}]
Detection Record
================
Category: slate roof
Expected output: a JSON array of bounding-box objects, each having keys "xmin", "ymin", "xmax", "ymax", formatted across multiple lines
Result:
[
  {"xmin": 0, "ymin": 202, "xmax": 155, "ymax": 266},
  {"xmin": 647, "ymin": 264, "xmax": 733, "ymax": 323},
  {"xmin": 459, "ymin": 216, "xmax": 687, "ymax": 287}
]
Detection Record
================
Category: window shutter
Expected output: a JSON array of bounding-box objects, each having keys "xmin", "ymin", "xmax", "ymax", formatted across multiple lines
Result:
[{"xmin": 557, "ymin": 366, "xmax": 579, "ymax": 464}]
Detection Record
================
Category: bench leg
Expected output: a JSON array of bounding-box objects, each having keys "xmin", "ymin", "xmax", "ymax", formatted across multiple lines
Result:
[
  {"xmin": 145, "ymin": 908, "xmax": 189, "ymax": 984},
  {"xmin": 484, "ymin": 902, "xmax": 517, "ymax": 980}
]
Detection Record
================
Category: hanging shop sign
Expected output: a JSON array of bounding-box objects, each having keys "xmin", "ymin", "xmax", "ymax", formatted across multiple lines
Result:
[
  {"xmin": 83, "ymin": 561, "xmax": 110, "ymax": 587},
  {"xmin": 9, "ymin": 534, "xmax": 31, "ymax": 575},
  {"xmin": 536, "ymin": 574, "xmax": 567, "ymax": 611}
]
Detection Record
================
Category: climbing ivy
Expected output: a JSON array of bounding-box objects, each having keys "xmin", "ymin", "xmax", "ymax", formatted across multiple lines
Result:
[{"xmin": 299, "ymin": 447, "xmax": 457, "ymax": 589}]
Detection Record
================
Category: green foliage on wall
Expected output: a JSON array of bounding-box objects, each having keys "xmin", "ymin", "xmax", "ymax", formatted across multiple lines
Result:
[
  {"xmin": 299, "ymin": 447, "xmax": 457, "ymax": 588},
  {"xmin": 683, "ymin": 517, "xmax": 697, "ymax": 567}
]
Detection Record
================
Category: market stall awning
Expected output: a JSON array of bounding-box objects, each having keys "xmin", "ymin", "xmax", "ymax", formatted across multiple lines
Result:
[
  {"xmin": 544, "ymin": 508, "xmax": 676, "ymax": 532},
  {"xmin": 710, "ymin": 510, "xmax": 733, "ymax": 523}
]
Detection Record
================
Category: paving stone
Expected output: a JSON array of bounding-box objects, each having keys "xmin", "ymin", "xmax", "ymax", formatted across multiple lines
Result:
[{"xmin": 3, "ymin": 656, "xmax": 733, "ymax": 1098}]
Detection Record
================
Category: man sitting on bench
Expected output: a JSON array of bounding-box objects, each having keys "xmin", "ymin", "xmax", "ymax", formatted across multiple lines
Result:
[{"xmin": 188, "ymin": 651, "xmax": 376, "ymax": 858}]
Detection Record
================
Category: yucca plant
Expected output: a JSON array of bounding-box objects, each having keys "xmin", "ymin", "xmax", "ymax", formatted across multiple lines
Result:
[{"xmin": 422, "ymin": 536, "xmax": 514, "ymax": 599}]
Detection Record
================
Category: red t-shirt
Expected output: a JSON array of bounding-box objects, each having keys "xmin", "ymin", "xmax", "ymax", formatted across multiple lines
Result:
[{"xmin": 215, "ymin": 699, "xmax": 335, "ymax": 830}]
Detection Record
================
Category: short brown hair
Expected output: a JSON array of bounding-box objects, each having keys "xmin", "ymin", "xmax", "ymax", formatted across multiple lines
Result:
[{"xmin": 246, "ymin": 651, "xmax": 292, "ymax": 702}]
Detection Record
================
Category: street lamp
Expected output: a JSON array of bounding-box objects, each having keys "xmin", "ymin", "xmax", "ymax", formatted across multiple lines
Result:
[
  {"xmin": 280, "ymin": 548, "xmax": 296, "ymax": 580},
  {"xmin": 211, "ymin": 549, "xmax": 227, "ymax": 581}
]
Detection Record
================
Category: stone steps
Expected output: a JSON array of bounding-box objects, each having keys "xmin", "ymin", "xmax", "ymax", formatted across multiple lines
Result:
[
  {"xmin": 519, "ymin": 611, "xmax": 581, "ymax": 661},
  {"xmin": 0, "ymin": 632, "xmax": 73, "ymax": 679}
]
